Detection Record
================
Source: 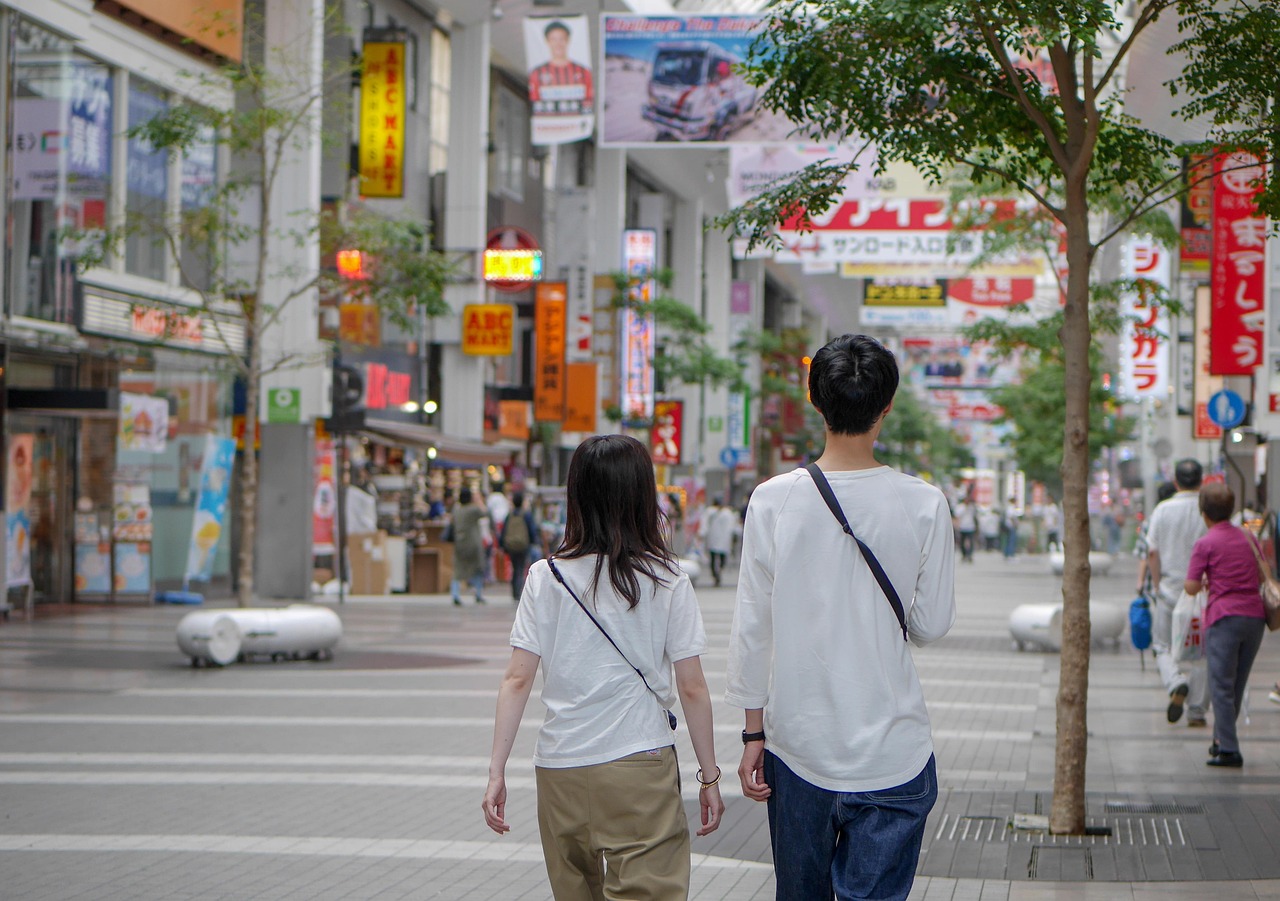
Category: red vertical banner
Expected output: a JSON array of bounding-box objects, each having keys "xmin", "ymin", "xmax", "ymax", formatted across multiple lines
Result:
[
  {"xmin": 535, "ymin": 282, "xmax": 567, "ymax": 422},
  {"xmin": 312, "ymin": 438, "xmax": 336, "ymax": 556},
  {"xmin": 1209, "ymin": 151, "xmax": 1267, "ymax": 375},
  {"xmin": 651, "ymin": 400, "xmax": 683, "ymax": 465}
]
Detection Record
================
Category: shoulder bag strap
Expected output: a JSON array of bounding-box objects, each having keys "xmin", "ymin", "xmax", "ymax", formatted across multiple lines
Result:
[
  {"xmin": 546, "ymin": 557, "xmax": 675, "ymax": 729},
  {"xmin": 804, "ymin": 463, "xmax": 909, "ymax": 641},
  {"xmin": 1246, "ymin": 531, "xmax": 1274, "ymax": 580}
]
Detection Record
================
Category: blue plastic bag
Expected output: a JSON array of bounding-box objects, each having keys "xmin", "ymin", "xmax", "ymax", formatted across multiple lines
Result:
[{"xmin": 1129, "ymin": 595, "xmax": 1152, "ymax": 651}]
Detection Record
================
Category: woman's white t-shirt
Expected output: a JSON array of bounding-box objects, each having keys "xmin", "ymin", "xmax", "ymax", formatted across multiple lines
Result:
[{"xmin": 510, "ymin": 555, "xmax": 707, "ymax": 769}]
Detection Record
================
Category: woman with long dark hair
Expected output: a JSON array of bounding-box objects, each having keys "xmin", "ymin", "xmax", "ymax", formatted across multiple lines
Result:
[{"xmin": 483, "ymin": 434, "xmax": 723, "ymax": 900}]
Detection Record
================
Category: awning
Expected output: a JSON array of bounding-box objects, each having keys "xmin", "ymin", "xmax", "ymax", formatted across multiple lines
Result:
[{"xmin": 360, "ymin": 419, "xmax": 524, "ymax": 467}]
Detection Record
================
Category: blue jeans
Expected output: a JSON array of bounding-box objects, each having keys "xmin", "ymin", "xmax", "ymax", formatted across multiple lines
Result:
[{"xmin": 765, "ymin": 752, "xmax": 937, "ymax": 901}]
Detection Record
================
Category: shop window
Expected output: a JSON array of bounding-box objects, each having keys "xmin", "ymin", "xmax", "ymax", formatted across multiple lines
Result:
[
  {"xmin": 491, "ymin": 84, "xmax": 527, "ymax": 202},
  {"xmin": 8, "ymin": 21, "xmax": 112, "ymax": 324},
  {"xmin": 125, "ymin": 78, "xmax": 170, "ymax": 282},
  {"xmin": 179, "ymin": 123, "xmax": 218, "ymax": 292}
]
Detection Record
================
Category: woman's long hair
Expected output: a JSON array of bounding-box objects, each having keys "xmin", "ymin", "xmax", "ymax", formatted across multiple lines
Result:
[{"xmin": 556, "ymin": 434, "xmax": 678, "ymax": 609}]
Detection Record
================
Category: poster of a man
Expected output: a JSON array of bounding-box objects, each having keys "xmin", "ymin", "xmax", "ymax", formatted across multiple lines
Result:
[{"xmin": 524, "ymin": 16, "xmax": 594, "ymax": 145}]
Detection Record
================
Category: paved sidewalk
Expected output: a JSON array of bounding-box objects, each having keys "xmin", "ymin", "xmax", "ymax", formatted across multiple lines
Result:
[{"xmin": 2, "ymin": 549, "xmax": 1280, "ymax": 899}]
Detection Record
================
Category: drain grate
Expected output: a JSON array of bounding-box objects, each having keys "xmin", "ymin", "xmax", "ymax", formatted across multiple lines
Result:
[
  {"xmin": 1028, "ymin": 846, "xmax": 1093, "ymax": 880},
  {"xmin": 932, "ymin": 814, "xmax": 1186, "ymax": 846},
  {"xmin": 1103, "ymin": 802, "xmax": 1205, "ymax": 815}
]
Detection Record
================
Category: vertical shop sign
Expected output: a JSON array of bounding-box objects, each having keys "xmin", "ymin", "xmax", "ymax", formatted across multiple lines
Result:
[
  {"xmin": 651, "ymin": 400, "xmax": 683, "ymax": 465},
  {"xmin": 1193, "ymin": 285, "xmax": 1224, "ymax": 440},
  {"xmin": 1209, "ymin": 151, "xmax": 1266, "ymax": 375},
  {"xmin": 1118, "ymin": 238, "xmax": 1171, "ymax": 399},
  {"xmin": 563, "ymin": 362, "xmax": 598, "ymax": 432},
  {"xmin": 5, "ymin": 436, "xmax": 34, "ymax": 588},
  {"xmin": 359, "ymin": 33, "xmax": 406, "ymax": 198},
  {"xmin": 127, "ymin": 84, "xmax": 168, "ymax": 200},
  {"xmin": 313, "ymin": 438, "xmax": 336, "ymax": 556},
  {"xmin": 535, "ymin": 282, "xmax": 568, "ymax": 421},
  {"xmin": 184, "ymin": 435, "xmax": 237, "ymax": 583},
  {"xmin": 620, "ymin": 229, "xmax": 656, "ymax": 424},
  {"xmin": 1181, "ymin": 154, "xmax": 1212, "ymax": 276},
  {"xmin": 524, "ymin": 14, "xmax": 595, "ymax": 145}
]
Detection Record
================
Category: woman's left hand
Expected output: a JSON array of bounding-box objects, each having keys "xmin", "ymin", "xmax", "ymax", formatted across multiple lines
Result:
[
  {"xmin": 697, "ymin": 783, "xmax": 725, "ymax": 836},
  {"xmin": 482, "ymin": 775, "xmax": 510, "ymax": 834}
]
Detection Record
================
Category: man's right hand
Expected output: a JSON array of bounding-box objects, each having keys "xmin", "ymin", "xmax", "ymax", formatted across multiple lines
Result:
[{"xmin": 738, "ymin": 743, "xmax": 771, "ymax": 802}]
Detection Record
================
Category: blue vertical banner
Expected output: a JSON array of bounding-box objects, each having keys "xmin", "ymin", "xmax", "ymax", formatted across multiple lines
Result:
[{"xmin": 184, "ymin": 435, "xmax": 236, "ymax": 583}]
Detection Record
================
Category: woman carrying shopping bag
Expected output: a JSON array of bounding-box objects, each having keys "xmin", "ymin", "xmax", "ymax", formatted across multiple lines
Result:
[
  {"xmin": 1184, "ymin": 483, "xmax": 1267, "ymax": 768},
  {"xmin": 483, "ymin": 434, "xmax": 724, "ymax": 899}
]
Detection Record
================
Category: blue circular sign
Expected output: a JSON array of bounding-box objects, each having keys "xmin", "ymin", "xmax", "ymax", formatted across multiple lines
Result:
[
  {"xmin": 719, "ymin": 446, "xmax": 740, "ymax": 468},
  {"xmin": 1207, "ymin": 390, "xmax": 1247, "ymax": 429}
]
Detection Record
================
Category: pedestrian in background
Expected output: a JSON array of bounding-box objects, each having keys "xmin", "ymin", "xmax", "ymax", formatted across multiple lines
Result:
[
  {"xmin": 484, "ymin": 435, "xmax": 723, "ymax": 899},
  {"xmin": 979, "ymin": 505, "xmax": 1000, "ymax": 551},
  {"xmin": 954, "ymin": 491, "xmax": 977, "ymax": 563},
  {"xmin": 1146, "ymin": 460, "xmax": 1209, "ymax": 725},
  {"xmin": 1001, "ymin": 498, "xmax": 1020, "ymax": 559},
  {"xmin": 727, "ymin": 334, "xmax": 955, "ymax": 901},
  {"xmin": 700, "ymin": 496, "xmax": 735, "ymax": 586},
  {"xmin": 450, "ymin": 487, "xmax": 488, "ymax": 606},
  {"xmin": 1043, "ymin": 497, "xmax": 1063, "ymax": 552},
  {"xmin": 1134, "ymin": 482, "xmax": 1177, "ymax": 598},
  {"xmin": 1184, "ymin": 483, "xmax": 1266, "ymax": 768},
  {"xmin": 501, "ymin": 491, "xmax": 537, "ymax": 602}
]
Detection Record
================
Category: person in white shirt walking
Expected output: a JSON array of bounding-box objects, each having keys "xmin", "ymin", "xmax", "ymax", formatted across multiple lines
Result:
[
  {"xmin": 1146, "ymin": 459, "xmax": 1209, "ymax": 726},
  {"xmin": 700, "ymin": 497, "xmax": 736, "ymax": 586},
  {"xmin": 484, "ymin": 434, "xmax": 724, "ymax": 900},
  {"xmin": 726, "ymin": 334, "xmax": 956, "ymax": 901}
]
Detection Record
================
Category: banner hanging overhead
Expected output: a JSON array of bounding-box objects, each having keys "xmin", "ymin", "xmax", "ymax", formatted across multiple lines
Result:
[
  {"xmin": 620, "ymin": 229, "xmax": 657, "ymax": 425},
  {"xmin": 1209, "ymin": 151, "xmax": 1266, "ymax": 375},
  {"xmin": 601, "ymin": 15, "xmax": 796, "ymax": 147},
  {"xmin": 1118, "ymin": 238, "xmax": 1171, "ymax": 400},
  {"xmin": 525, "ymin": 15, "xmax": 594, "ymax": 145},
  {"xmin": 534, "ymin": 282, "xmax": 568, "ymax": 422},
  {"xmin": 359, "ymin": 31, "xmax": 407, "ymax": 198},
  {"xmin": 1193, "ymin": 285, "xmax": 1224, "ymax": 440}
]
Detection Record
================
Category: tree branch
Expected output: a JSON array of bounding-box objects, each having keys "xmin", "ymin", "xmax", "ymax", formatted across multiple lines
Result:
[
  {"xmin": 957, "ymin": 156, "xmax": 1065, "ymax": 219},
  {"xmin": 1094, "ymin": 0, "xmax": 1171, "ymax": 96},
  {"xmin": 969, "ymin": 3, "xmax": 1070, "ymax": 170}
]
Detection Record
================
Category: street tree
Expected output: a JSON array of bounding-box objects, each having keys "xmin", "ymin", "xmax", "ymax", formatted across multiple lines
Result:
[
  {"xmin": 79, "ymin": 9, "xmax": 452, "ymax": 605},
  {"xmin": 722, "ymin": 0, "xmax": 1280, "ymax": 833}
]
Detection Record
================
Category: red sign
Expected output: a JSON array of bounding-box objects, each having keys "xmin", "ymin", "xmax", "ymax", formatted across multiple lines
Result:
[
  {"xmin": 313, "ymin": 438, "xmax": 336, "ymax": 555},
  {"xmin": 651, "ymin": 400, "xmax": 683, "ymax": 465},
  {"xmin": 947, "ymin": 277, "xmax": 1036, "ymax": 307},
  {"xmin": 1210, "ymin": 151, "xmax": 1267, "ymax": 375},
  {"xmin": 363, "ymin": 362, "xmax": 411, "ymax": 410}
]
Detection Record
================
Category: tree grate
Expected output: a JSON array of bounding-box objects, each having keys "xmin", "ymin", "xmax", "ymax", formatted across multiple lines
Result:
[
  {"xmin": 1102, "ymin": 802, "xmax": 1206, "ymax": 815},
  {"xmin": 1028, "ymin": 846, "xmax": 1093, "ymax": 880}
]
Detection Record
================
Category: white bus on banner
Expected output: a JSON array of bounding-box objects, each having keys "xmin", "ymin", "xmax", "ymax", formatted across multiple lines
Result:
[{"xmin": 1119, "ymin": 237, "xmax": 1171, "ymax": 400}]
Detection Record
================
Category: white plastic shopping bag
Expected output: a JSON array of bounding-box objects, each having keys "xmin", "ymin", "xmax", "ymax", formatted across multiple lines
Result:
[{"xmin": 1171, "ymin": 589, "xmax": 1206, "ymax": 664}]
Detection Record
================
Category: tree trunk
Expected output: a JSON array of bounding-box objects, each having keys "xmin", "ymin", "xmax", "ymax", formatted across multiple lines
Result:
[
  {"xmin": 1049, "ymin": 181, "xmax": 1094, "ymax": 835},
  {"xmin": 237, "ymin": 331, "xmax": 261, "ymax": 607}
]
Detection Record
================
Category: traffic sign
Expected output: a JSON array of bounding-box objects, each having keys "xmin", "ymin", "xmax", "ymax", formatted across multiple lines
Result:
[
  {"xmin": 719, "ymin": 446, "xmax": 740, "ymax": 468},
  {"xmin": 1207, "ymin": 389, "xmax": 1246, "ymax": 429}
]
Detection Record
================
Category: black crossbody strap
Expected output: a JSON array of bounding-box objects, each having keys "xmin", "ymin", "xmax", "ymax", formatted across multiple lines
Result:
[
  {"xmin": 804, "ymin": 463, "xmax": 909, "ymax": 641},
  {"xmin": 546, "ymin": 557, "xmax": 677, "ymax": 729}
]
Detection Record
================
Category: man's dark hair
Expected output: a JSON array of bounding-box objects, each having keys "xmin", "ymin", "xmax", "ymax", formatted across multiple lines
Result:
[
  {"xmin": 1199, "ymin": 483, "xmax": 1234, "ymax": 523},
  {"xmin": 1174, "ymin": 459, "xmax": 1203, "ymax": 490},
  {"xmin": 1156, "ymin": 481, "xmax": 1177, "ymax": 504},
  {"xmin": 512, "ymin": 491, "xmax": 525, "ymax": 510},
  {"xmin": 807, "ymin": 334, "xmax": 899, "ymax": 436},
  {"xmin": 544, "ymin": 20, "xmax": 570, "ymax": 38}
]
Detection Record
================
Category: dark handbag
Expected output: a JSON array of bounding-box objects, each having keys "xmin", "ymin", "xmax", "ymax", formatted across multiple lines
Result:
[
  {"xmin": 547, "ymin": 557, "xmax": 678, "ymax": 731},
  {"xmin": 804, "ymin": 463, "xmax": 909, "ymax": 641}
]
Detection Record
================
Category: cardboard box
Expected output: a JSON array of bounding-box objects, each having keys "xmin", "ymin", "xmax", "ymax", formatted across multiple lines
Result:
[{"xmin": 347, "ymin": 531, "xmax": 390, "ymax": 595}]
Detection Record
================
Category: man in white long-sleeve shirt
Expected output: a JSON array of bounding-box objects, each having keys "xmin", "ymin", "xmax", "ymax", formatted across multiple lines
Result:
[{"xmin": 726, "ymin": 334, "xmax": 956, "ymax": 901}]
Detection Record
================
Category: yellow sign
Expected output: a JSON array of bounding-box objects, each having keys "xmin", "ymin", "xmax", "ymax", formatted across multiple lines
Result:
[
  {"xmin": 359, "ymin": 41, "xmax": 406, "ymax": 198},
  {"xmin": 483, "ymin": 249, "xmax": 544, "ymax": 284},
  {"xmin": 462, "ymin": 304, "xmax": 515, "ymax": 356}
]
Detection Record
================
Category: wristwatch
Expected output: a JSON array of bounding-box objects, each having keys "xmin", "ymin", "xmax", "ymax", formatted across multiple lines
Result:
[{"xmin": 742, "ymin": 730, "xmax": 766, "ymax": 745}]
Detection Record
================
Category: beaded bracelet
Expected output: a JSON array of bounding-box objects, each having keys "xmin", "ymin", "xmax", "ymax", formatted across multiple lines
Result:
[{"xmin": 696, "ymin": 766, "xmax": 721, "ymax": 789}]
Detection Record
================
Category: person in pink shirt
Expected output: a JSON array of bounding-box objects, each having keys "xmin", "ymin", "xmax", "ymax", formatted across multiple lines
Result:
[{"xmin": 1184, "ymin": 483, "xmax": 1267, "ymax": 768}]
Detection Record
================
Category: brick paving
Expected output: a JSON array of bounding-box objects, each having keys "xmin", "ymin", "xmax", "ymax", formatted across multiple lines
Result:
[{"xmin": 3, "ymin": 548, "xmax": 1280, "ymax": 899}]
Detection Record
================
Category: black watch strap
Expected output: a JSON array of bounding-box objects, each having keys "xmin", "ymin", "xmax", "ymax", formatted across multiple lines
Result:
[{"xmin": 742, "ymin": 730, "xmax": 766, "ymax": 745}]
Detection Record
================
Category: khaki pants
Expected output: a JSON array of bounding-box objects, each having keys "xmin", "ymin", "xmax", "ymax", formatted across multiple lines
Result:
[{"xmin": 535, "ymin": 746, "xmax": 690, "ymax": 901}]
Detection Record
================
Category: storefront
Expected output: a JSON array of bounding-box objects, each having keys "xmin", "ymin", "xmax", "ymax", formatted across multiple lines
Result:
[{"xmin": 1, "ymin": 2, "xmax": 242, "ymax": 609}]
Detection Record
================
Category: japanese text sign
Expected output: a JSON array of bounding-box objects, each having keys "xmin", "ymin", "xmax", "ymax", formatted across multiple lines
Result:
[
  {"xmin": 1210, "ymin": 151, "xmax": 1267, "ymax": 375},
  {"xmin": 621, "ymin": 230, "xmax": 656, "ymax": 424},
  {"xmin": 651, "ymin": 400, "xmax": 683, "ymax": 465},
  {"xmin": 1119, "ymin": 238, "xmax": 1171, "ymax": 399},
  {"xmin": 535, "ymin": 282, "xmax": 567, "ymax": 422}
]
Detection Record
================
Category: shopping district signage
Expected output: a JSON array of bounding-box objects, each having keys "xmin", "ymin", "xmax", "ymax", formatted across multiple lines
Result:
[
  {"xmin": 462, "ymin": 304, "xmax": 516, "ymax": 356},
  {"xmin": 483, "ymin": 227, "xmax": 543, "ymax": 291},
  {"xmin": 620, "ymin": 228, "xmax": 656, "ymax": 424},
  {"xmin": 359, "ymin": 30, "xmax": 407, "ymax": 198},
  {"xmin": 78, "ymin": 284, "xmax": 246, "ymax": 355}
]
